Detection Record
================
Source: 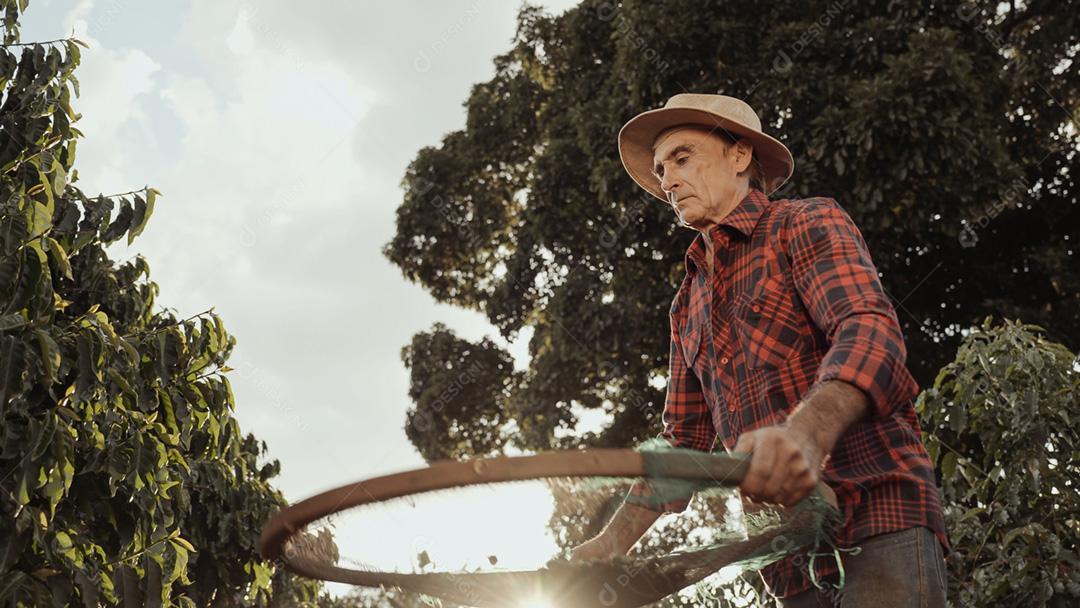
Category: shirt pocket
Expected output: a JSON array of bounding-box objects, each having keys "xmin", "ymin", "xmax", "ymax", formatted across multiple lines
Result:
[
  {"xmin": 732, "ymin": 275, "xmax": 807, "ymax": 370},
  {"xmin": 678, "ymin": 314, "xmax": 704, "ymax": 369}
]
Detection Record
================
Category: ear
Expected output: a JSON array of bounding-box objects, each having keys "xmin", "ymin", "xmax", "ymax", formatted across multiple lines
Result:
[{"xmin": 731, "ymin": 139, "xmax": 754, "ymax": 173}]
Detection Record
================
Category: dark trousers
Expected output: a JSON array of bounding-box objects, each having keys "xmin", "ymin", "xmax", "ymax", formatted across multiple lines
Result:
[{"xmin": 777, "ymin": 526, "xmax": 947, "ymax": 608}]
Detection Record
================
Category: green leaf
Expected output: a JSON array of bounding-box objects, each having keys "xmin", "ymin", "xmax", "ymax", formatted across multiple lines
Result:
[
  {"xmin": 250, "ymin": 561, "xmax": 271, "ymax": 593},
  {"xmin": 0, "ymin": 313, "xmax": 26, "ymax": 331},
  {"xmin": 160, "ymin": 390, "xmax": 179, "ymax": 437},
  {"xmin": 960, "ymin": 506, "xmax": 984, "ymax": 521},
  {"xmin": 100, "ymin": 198, "xmax": 133, "ymax": 243},
  {"xmin": 45, "ymin": 236, "xmax": 72, "ymax": 279},
  {"xmin": 941, "ymin": 451, "xmax": 958, "ymax": 480},
  {"xmin": 64, "ymin": 39, "xmax": 81, "ymax": 71},
  {"xmin": 0, "ymin": 211, "xmax": 28, "ymax": 256},
  {"xmin": 168, "ymin": 541, "xmax": 189, "ymax": 585},
  {"xmin": 53, "ymin": 531, "xmax": 74, "ymax": 558},
  {"xmin": 75, "ymin": 331, "xmax": 99, "ymax": 401},
  {"xmin": 43, "ymin": 462, "xmax": 68, "ymax": 513},
  {"xmin": 925, "ymin": 436, "xmax": 939, "ymax": 464},
  {"xmin": 106, "ymin": 367, "xmax": 134, "ymax": 397},
  {"xmin": 1001, "ymin": 526, "xmax": 1025, "ymax": 549},
  {"xmin": 948, "ymin": 400, "xmax": 967, "ymax": 433},
  {"xmin": 158, "ymin": 479, "xmax": 179, "ymax": 498},
  {"xmin": 31, "ymin": 197, "xmax": 53, "ymax": 241},
  {"xmin": 29, "ymin": 414, "xmax": 56, "ymax": 459},
  {"xmin": 50, "ymin": 157, "xmax": 66, "ymax": 196},
  {"xmin": 16, "ymin": 473, "xmax": 30, "ymax": 505},
  {"xmin": 171, "ymin": 536, "xmax": 195, "ymax": 553},
  {"xmin": 0, "ymin": 336, "xmax": 28, "ymax": 404},
  {"xmin": 128, "ymin": 191, "xmax": 155, "ymax": 244},
  {"xmin": 118, "ymin": 336, "xmax": 140, "ymax": 366},
  {"xmin": 156, "ymin": 333, "xmax": 170, "ymax": 383}
]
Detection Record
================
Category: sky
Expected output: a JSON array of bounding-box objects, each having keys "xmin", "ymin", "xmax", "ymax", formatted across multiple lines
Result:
[{"xmin": 17, "ymin": 0, "xmax": 588, "ymax": 584}]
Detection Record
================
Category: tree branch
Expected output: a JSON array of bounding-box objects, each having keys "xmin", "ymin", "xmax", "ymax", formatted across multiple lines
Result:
[{"xmin": 0, "ymin": 28, "xmax": 85, "ymax": 49}]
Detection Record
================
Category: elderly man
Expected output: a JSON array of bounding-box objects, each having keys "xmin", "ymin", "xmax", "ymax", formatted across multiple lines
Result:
[{"xmin": 571, "ymin": 94, "xmax": 948, "ymax": 607}]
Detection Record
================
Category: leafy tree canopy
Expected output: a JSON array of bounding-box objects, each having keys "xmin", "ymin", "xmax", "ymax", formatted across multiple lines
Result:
[{"xmin": 385, "ymin": 0, "xmax": 1078, "ymax": 456}]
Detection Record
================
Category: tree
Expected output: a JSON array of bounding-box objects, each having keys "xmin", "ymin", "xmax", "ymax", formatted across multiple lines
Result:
[
  {"xmin": 918, "ymin": 319, "xmax": 1079, "ymax": 606},
  {"xmin": 401, "ymin": 324, "xmax": 518, "ymax": 461},
  {"xmin": 0, "ymin": 2, "xmax": 320, "ymax": 605},
  {"xmin": 385, "ymin": 0, "xmax": 1078, "ymax": 455}
]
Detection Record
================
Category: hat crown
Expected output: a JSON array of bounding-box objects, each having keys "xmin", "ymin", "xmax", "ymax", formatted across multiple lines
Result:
[{"xmin": 663, "ymin": 93, "xmax": 762, "ymax": 132}]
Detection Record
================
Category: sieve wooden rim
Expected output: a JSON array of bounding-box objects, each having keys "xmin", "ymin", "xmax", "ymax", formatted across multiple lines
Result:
[{"xmin": 258, "ymin": 449, "xmax": 759, "ymax": 563}]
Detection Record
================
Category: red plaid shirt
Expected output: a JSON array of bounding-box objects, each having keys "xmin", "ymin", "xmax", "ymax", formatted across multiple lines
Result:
[{"xmin": 637, "ymin": 188, "xmax": 947, "ymax": 597}]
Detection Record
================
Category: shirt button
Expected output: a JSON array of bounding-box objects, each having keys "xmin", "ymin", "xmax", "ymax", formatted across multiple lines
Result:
[
  {"xmin": 751, "ymin": 304, "xmax": 761, "ymax": 313},
  {"xmin": 728, "ymin": 402, "xmax": 737, "ymax": 412},
  {"xmin": 720, "ymin": 356, "xmax": 729, "ymax": 364}
]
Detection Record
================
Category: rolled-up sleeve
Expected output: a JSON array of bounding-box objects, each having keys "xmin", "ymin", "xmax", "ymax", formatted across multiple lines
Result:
[
  {"xmin": 785, "ymin": 198, "xmax": 919, "ymax": 419},
  {"xmin": 627, "ymin": 313, "xmax": 715, "ymax": 513}
]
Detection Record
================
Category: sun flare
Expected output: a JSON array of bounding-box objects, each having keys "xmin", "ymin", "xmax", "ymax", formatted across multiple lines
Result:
[{"xmin": 518, "ymin": 597, "xmax": 554, "ymax": 608}]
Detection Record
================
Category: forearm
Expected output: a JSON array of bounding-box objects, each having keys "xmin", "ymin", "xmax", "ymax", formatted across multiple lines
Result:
[
  {"xmin": 598, "ymin": 500, "xmax": 664, "ymax": 554},
  {"xmin": 785, "ymin": 379, "xmax": 868, "ymax": 461}
]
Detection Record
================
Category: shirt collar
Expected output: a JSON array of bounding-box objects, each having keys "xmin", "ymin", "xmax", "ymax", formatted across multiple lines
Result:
[{"xmin": 684, "ymin": 188, "xmax": 772, "ymax": 273}]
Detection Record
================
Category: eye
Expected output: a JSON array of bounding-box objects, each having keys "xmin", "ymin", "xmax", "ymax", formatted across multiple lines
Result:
[{"xmin": 676, "ymin": 155, "xmax": 688, "ymax": 165}]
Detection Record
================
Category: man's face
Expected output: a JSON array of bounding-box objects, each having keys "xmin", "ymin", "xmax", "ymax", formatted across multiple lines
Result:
[{"xmin": 651, "ymin": 126, "xmax": 752, "ymax": 229}]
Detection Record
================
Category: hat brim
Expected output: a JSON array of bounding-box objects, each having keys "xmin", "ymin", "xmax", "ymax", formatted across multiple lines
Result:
[{"xmin": 618, "ymin": 107, "xmax": 794, "ymax": 201}]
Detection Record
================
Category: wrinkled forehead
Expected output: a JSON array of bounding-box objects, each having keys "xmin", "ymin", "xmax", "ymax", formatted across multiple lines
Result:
[
  {"xmin": 651, "ymin": 125, "xmax": 722, "ymax": 163},
  {"xmin": 653, "ymin": 125, "xmax": 704, "ymax": 150}
]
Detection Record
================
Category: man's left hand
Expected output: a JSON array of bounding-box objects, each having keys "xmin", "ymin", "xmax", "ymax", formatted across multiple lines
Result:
[{"xmin": 733, "ymin": 425, "xmax": 825, "ymax": 506}]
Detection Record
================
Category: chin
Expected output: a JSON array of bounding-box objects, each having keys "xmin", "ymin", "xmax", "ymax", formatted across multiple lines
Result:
[{"xmin": 680, "ymin": 213, "xmax": 705, "ymax": 229}]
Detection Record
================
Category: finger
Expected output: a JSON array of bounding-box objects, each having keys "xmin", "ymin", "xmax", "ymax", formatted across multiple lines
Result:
[
  {"xmin": 778, "ymin": 458, "xmax": 814, "ymax": 506},
  {"xmin": 758, "ymin": 434, "xmax": 799, "ymax": 504},
  {"xmin": 777, "ymin": 442, "xmax": 816, "ymax": 498},
  {"xmin": 744, "ymin": 432, "xmax": 778, "ymax": 502},
  {"xmin": 732, "ymin": 431, "xmax": 755, "ymax": 456},
  {"xmin": 734, "ymin": 432, "xmax": 762, "ymax": 499},
  {"xmin": 732, "ymin": 432, "xmax": 757, "ymax": 493}
]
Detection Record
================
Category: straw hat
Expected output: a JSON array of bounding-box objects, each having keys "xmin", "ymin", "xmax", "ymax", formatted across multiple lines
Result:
[{"xmin": 618, "ymin": 93, "xmax": 794, "ymax": 200}]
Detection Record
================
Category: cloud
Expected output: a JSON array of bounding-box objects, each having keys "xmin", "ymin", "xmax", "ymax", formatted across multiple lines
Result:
[
  {"xmin": 145, "ymin": 1, "xmax": 502, "ymax": 493},
  {"xmin": 34, "ymin": 0, "xmax": 579, "ymax": 502},
  {"xmin": 59, "ymin": 0, "xmax": 162, "ymax": 195}
]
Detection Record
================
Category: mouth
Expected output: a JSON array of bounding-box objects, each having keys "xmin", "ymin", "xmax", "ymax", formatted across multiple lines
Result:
[{"xmin": 670, "ymin": 195, "xmax": 694, "ymax": 208}]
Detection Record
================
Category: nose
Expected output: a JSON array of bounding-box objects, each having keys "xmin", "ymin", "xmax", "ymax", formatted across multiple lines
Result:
[{"xmin": 660, "ymin": 173, "xmax": 681, "ymax": 199}]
